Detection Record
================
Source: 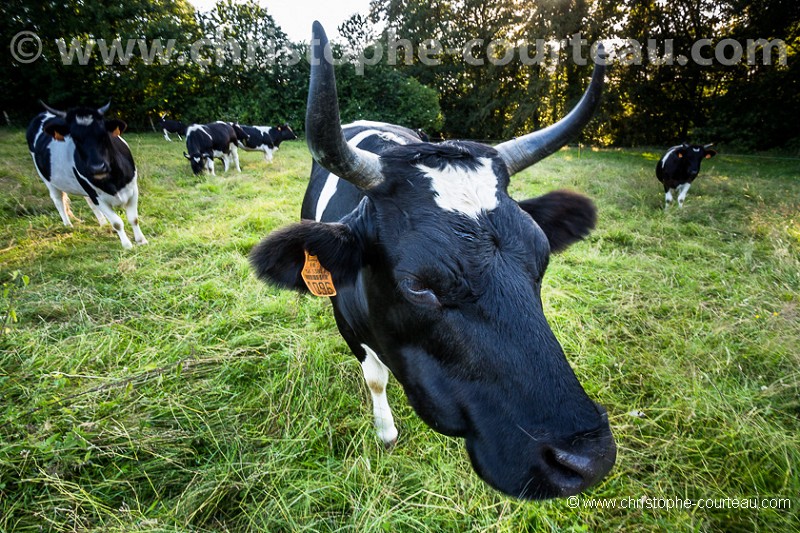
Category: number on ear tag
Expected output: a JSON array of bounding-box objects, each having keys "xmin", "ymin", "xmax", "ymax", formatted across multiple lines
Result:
[{"xmin": 301, "ymin": 251, "xmax": 337, "ymax": 297}]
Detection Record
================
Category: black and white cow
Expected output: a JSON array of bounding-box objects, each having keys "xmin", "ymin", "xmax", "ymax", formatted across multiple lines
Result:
[
  {"xmin": 236, "ymin": 123, "xmax": 297, "ymax": 163},
  {"xmin": 183, "ymin": 121, "xmax": 241, "ymax": 175},
  {"xmin": 656, "ymin": 143, "xmax": 717, "ymax": 209},
  {"xmin": 157, "ymin": 114, "xmax": 187, "ymax": 142},
  {"xmin": 26, "ymin": 102, "xmax": 146, "ymax": 249},
  {"xmin": 249, "ymin": 22, "xmax": 615, "ymax": 500}
]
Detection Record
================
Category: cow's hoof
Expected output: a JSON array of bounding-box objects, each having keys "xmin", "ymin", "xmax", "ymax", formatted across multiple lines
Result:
[{"xmin": 136, "ymin": 237, "xmax": 148, "ymax": 245}]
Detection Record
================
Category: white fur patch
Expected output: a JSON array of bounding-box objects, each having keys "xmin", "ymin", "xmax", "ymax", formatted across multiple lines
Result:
[
  {"xmin": 418, "ymin": 157, "xmax": 498, "ymax": 219},
  {"xmin": 76, "ymin": 115, "xmax": 94, "ymax": 126},
  {"xmin": 186, "ymin": 124, "xmax": 211, "ymax": 140},
  {"xmin": 315, "ymin": 172, "xmax": 339, "ymax": 222}
]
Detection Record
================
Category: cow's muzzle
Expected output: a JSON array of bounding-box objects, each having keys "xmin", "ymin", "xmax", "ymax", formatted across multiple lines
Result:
[
  {"xmin": 466, "ymin": 407, "xmax": 616, "ymax": 500},
  {"xmin": 91, "ymin": 163, "xmax": 110, "ymax": 179}
]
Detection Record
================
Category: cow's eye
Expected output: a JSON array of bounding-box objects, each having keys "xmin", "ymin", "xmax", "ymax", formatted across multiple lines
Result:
[{"xmin": 399, "ymin": 278, "xmax": 440, "ymax": 308}]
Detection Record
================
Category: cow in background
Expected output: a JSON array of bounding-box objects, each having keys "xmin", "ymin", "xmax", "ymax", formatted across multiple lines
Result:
[
  {"xmin": 657, "ymin": 143, "xmax": 717, "ymax": 209},
  {"xmin": 183, "ymin": 122, "xmax": 241, "ymax": 175},
  {"xmin": 26, "ymin": 102, "xmax": 146, "ymax": 248},
  {"xmin": 236, "ymin": 123, "xmax": 297, "ymax": 163},
  {"xmin": 157, "ymin": 114, "xmax": 187, "ymax": 142}
]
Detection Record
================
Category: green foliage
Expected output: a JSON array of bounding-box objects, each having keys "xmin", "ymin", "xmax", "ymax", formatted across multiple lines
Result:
[
  {"xmin": 1, "ymin": 129, "xmax": 799, "ymax": 530},
  {"xmin": 2, "ymin": 0, "xmax": 797, "ymax": 147},
  {"xmin": 338, "ymin": 61, "xmax": 443, "ymax": 130}
]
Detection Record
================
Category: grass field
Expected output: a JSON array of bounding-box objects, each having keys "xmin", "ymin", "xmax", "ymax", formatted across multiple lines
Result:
[{"xmin": 1, "ymin": 129, "xmax": 798, "ymax": 532}]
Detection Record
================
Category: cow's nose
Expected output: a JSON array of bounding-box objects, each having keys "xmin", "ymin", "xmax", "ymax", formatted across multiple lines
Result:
[
  {"xmin": 91, "ymin": 163, "xmax": 109, "ymax": 175},
  {"xmin": 541, "ymin": 428, "xmax": 616, "ymax": 496}
]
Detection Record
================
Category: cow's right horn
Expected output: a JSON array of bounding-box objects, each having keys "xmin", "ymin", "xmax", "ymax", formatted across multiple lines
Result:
[
  {"xmin": 40, "ymin": 101, "xmax": 66, "ymax": 118},
  {"xmin": 305, "ymin": 21, "xmax": 384, "ymax": 190},
  {"xmin": 495, "ymin": 45, "xmax": 606, "ymax": 176}
]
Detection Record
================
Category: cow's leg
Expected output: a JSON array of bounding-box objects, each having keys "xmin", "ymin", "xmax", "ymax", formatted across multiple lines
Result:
[
  {"xmin": 361, "ymin": 344, "xmax": 398, "ymax": 447},
  {"xmin": 207, "ymin": 158, "xmax": 216, "ymax": 176},
  {"xmin": 124, "ymin": 188, "xmax": 147, "ymax": 245},
  {"xmin": 85, "ymin": 196, "xmax": 108, "ymax": 225},
  {"xmin": 230, "ymin": 144, "xmax": 241, "ymax": 172},
  {"xmin": 95, "ymin": 201, "xmax": 133, "ymax": 249},
  {"xmin": 177, "ymin": 134, "xmax": 182, "ymax": 141},
  {"xmin": 664, "ymin": 188, "xmax": 674, "ymax": 210},
  {"xmin": 46, "ymin": 185, "xmax": 73, "ymax": 226},
  {"xmin": 677, "ymin": 183, "xmax": 692, "ymax": 208},
  {"xmin": 163, "ymin": 130, "xmax": 171, "ymax": 141},
  {"xmin": 221, "ymin": 154, "xmax": 230, "ymax": 172},
  {"xmin": 263, "ymin": 148, "xmax": 273, "ymax": 163}
]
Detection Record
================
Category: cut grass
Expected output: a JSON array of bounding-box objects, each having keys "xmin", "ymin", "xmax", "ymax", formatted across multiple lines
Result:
[{"xmin": 1, "ymin": 130, "xmax": 798, "ymax": 531}]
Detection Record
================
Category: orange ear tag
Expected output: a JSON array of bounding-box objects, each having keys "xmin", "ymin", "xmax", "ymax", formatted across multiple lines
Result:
[{"xmin": 301, "ymin": 251, "xmax": 337, "ymax": 297}]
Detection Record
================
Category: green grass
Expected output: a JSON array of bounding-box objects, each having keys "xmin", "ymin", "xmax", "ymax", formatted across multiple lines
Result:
[{"xmin": 1, "ymin": 130, "xmax": 798, "ymax": 532}]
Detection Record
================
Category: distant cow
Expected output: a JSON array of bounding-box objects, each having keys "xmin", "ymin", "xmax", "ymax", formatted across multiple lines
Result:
[
  {"xmin": 236, "ymin": 123, "xmax": 297, "ymax": 163},
  {"xmin": 656, "ymin": 143, "xmax": 717, "ymax": 209},
  {"xmin": 26, "ymin": 102, "xmax": 146, "ymax": 249},
  {"xmin": 183, "ymin": 122, "xmax": 241, "ymax": 175},
  {"xmin": 157, "ymin": 114, "xmax": 187, "ymax": 142},
  {"xmin": 250, "ymin": 22, "xmax": 615, "ymax": 500}
]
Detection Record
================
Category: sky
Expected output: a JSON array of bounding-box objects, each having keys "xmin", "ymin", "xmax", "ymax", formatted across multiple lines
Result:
[{"xmin": 188, "ymin": 0, "xmax": 374, "ymax": 42}]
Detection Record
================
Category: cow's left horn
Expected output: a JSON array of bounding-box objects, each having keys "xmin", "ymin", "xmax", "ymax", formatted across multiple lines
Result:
[
  {"xmin": 39, "ymin": 101, "xmax": 66, "ymax": 118},
  {"xmin": 97, "ymin": 101, "xmax": 111, "ymax": 115},
  {"xmin": 703, "ymin": 143, "xmax": 715, "ymax": 149},
  {"xmin": 495, "ymin": 44, "xmax": 606, "ymax": 176},
  {"xmin": 305, "ymin": 21, "xmax": 384, "ymax": 190}
]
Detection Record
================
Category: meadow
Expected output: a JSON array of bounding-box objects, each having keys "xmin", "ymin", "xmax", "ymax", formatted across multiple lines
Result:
[{"xmin": 0, "ymin": 129, "xmax": 798, "ymax": 532}]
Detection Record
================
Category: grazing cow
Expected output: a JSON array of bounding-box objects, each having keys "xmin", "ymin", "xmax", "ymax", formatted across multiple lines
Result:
[
  {"xmin": 656, "ymin": 143, "xmax": 717, "ymax": 209},
  {"xmin": 157, "ymin": 114, "xmax": 187, "ymax": 141},
  {"xmin": 183, "ymin": 121, "xmax": 241, "ymax": 175},
  {"xmin": 26, "ymin": 102, "xmax": 146, "ymax": 249},
  {"xmin": 236, "ymin": 123, "xmax": 297, "ymax": 163},
  {"xmin": 249, "ymin": 22, "xmax": 615, "ymax": 500}
]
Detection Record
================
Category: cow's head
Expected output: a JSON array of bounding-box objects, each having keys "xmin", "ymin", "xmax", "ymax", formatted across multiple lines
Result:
[
  {"xmin": 232, "ymin": 122, "xmax": 250, "ymax": 143},
  {"xmin": 183, "ymin": 151, "xmax": 211, "ymax": 175},
  {"xmin": 251, "ymin": 22, "xmax": 615, "ymax": 500},
  {"xmin": 273, "ymin": 123, "xmax": 298, "ymax": 142},
  {"xmin": 41, "ymin": 101, "xmax": 127, "ymax": 179},
  {"xmin": 676, "ymin": 143, "xmax": 717, "ymax": 178}
]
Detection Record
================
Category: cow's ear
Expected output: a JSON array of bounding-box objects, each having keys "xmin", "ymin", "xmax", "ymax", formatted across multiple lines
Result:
[
  {"xmin": 250, "ymin": 221, "xmax": 363, "ymax": 293},
  {"xmin": 518, "ymin": 190, "xmax": 597, "ymax": 253},
  {"xmin": 105, "ymin": 119, "xmax": 127, "ymax": 137},
  {"xmin": 43, "ymin": 118, "xmax": 69, "ymax": 141},
  {"xmin": 704, "ymin": 149, "xmax": 717, "ymax": 159}
]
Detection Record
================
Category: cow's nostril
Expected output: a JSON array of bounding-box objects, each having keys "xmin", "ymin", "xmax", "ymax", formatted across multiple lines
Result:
[
  {"xmin": 541, "ymin": 436, "xmax": 616, "ymax": 496},
  {"xmin": 92, "ymin": 163, "xmax": 109, "ymax": 175},
  {"xmin": 543, "ymin": 447, "xmax": 594, "ymax": 491}
]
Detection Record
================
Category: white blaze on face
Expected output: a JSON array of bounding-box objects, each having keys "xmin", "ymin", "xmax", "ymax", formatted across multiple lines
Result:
[
  {"xmin": 76, "ymin": 115, "xmax": 94, "ymax": 126},
  {"xmin": 419, "ymin": 157, "xmax": 499, "ymax": 219}
]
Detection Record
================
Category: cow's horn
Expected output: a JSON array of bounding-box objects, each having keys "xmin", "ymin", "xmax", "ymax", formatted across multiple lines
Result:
[
  {"xmin": 97, "ymin": 101, "xmax": 111, "ymax": 115},
  {"xmin": 495, "ymin": 44, "xmax": 606, "ymax": 176},
  {"xmin": 39, "ymin": 101, "xmax": 66, "ymax": 118},
  {"xmin": 703, "ymin": 143, "xmax": 715, "ymax": 149},
  {"xmin": 305, "ymin": 21, "xmax": 383, "ymax": 189}
]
